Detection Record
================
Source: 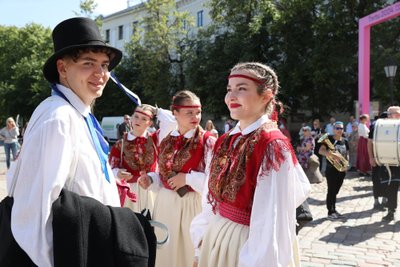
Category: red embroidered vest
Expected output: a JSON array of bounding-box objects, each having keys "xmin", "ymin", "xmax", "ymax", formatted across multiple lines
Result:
[
  {"xmin": 208, "ymin": 122, "xmax": 296, "ymax": 225},
  {"xmin": 158, "ymin": 127, "xmax": 211, "ymax": 191},
  {"xmin": 109, "ymin": 132, "xmax": 158, "ymax": 183}
]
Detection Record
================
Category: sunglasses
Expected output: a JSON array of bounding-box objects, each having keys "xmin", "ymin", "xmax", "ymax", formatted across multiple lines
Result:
[{"xmin": 335, "ymin": 127, "xmax": 343, "ymax": 130}]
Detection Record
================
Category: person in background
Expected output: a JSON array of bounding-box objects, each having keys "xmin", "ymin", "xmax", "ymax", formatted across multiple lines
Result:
[
  {"xmin": 345, "ymin": 115, "xmax": 357, "ymax": 137},
  {"xmin": 325, "ymin": 116, "xmax": 336, "ymax": 135},
  {"xmin": 118, "ymin": 114, "xmax": 132, "ymax": 139},
  {"xmin": 348, "ymin": 122, "xmax": 359, "ymax": 172},
  {"xmin": 367, "ymin": 111, "xmax": 388, "ymax": 212},
  {"xmin": 311, "ymin": 118, "xmax": 324, "ymax": 172},
  {"xmin": 109, "ymin": 104, "xmax": 176, "ymax": 212},
  {"xmin": 369, "ymin": 107, "xmax": 400, "ymax": 221},
  {"xmin": 356, "ymin": 114, "xmax": 371, "ymax": 176},
  {"xmin": 224, "ymin": 118, "xmax": 235, "ymax": 133},
  {"xmin": 204, "ymin": 119, "xmax": 219, "ymax": 138},
  {"xmin": 190, "ymin": 62, "xmax": 310, "ymax": 267},
  {"xmin": 319, "ymin": 121, "xmax": 349, "ymax": 219},
  {"xmin": 139, "ymin": 90, "xmax": 216, "ymax": 267},
  {"xmin": 0, "ymin": 117, "xmax": 20, "ymax": 168},
  {"xmin": 298, "ymin": 122, "xmax": 307, "ymax": 141},
  {"xmin": 6, "ymin": 17, "xmax": 124, "ymax": 266},
  {"xmin": 297, "ymin": 125, "xmax": 315, "ymax": 170}
]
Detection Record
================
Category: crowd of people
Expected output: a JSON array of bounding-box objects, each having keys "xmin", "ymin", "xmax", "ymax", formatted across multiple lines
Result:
[
  {"xmin": 2, "ymin": 16, "xmax": 398, "ymax": 267},
  {"xmin": 293, "ymin": 110, "xmax": 400, "ymax": 222}
]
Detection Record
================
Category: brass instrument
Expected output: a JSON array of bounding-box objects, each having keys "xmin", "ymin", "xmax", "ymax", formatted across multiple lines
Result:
[{"xmin": 318, "ymin": 133, "xmax": 349, "ymax": 172}]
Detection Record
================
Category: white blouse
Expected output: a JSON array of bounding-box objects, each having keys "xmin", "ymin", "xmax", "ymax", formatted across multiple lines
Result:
[
  {"xmin": 7, "ymin": 84, "xmax": 120, "ymax": 267},
  {"xmin": 358, "ymin": 123, "xmax": 369, "ymax": 138},
  {"xmin": 190, "ymin": 115, "xmax": 311, "ymax": 267}
]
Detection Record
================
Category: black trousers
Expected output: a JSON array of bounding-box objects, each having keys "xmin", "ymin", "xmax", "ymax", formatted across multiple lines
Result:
[
  {"xmin": 385, "ymin": 181, "xmax": 399, "ymax": 212},
  {"xmin": 326, "ymin": 166, "xmax": 346, "ymax": 214},
  {"xmin": 377, "ymin": 166, "xmax": 400, "ymax": 213},
  {"xmin": 371, "ymin": 166, "xmax": 385, "ymax": 199}
]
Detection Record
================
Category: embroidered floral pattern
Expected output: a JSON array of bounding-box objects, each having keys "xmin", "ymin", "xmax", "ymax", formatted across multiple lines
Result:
[
  {"xmin": 121, "ymin": 135, "xmax": 156, "ymax": 172},
  {"xmin": 159, "ymin": 126, "xmax": 204, "ymax": 180},
  {"xmin": 208, "ymin": 121, "xmax": 296, "ymax": 210}
]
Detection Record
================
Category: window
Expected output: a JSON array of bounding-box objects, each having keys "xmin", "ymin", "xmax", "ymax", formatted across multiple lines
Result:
[
  {"xmin": 118, "ymin": 25, "xmax": 123, "ymax": 40},
  {"xmin": 105, "ymin": 29, "xmax": 110, "ymax": 43},
  {"xmin": 132, "ymin": 21, "xmax": 138, "ymax": 34},
  {"xmin": 197, "ymin": 10, "xmax": 203, "ymax": 27},
  {"xmin": 183, "ymin": 19, "xmax": 187, "ymax": 30}
]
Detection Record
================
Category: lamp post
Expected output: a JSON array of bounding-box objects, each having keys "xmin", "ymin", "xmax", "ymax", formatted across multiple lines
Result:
[{"xmin": 384, "ymin": 60, "xmax": 397, "ymax": 106}]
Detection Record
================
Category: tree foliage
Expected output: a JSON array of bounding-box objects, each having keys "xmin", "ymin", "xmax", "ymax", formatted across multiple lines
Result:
[
  {"xmin": 1, "ymin": 0, "xmax": 399, "ymax": 125},
  {"xmin": 0, "ymin": 24, "xmax": 52, "ymax": 125}
]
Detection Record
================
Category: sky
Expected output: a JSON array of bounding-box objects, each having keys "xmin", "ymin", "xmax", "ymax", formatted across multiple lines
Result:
[{"xmin": 0, "ymin": 0, "xmax": 142, "ymax": 28}]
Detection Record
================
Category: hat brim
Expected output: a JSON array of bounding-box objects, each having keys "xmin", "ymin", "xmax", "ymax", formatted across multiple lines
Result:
[{"xmin": 43, "ymin": 44, "xmax": 122, "ymax": 83}]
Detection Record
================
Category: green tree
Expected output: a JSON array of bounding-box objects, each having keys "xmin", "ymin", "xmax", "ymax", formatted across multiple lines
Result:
[
  {"xmin": 0, "ymin": 24, "xmax": 52, "ymax": 124},
  {"xmin": 186, "ymin": 0, "xmax": 279, "ymax": 118},
  {"xmin": 117, "ymin": 0, "xmax": 194, "ymax": 108}
]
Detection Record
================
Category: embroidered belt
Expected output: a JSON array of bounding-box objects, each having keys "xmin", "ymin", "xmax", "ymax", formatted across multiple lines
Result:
[{"xmin": 219, "ymin": 202, "xmax": 251, "ymax": 226}]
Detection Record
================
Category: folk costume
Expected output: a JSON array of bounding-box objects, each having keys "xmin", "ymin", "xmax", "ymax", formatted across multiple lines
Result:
[
  {"xmin": 109, "ymin": 131, "xmax": 158, "ymax": 210},
  {"xmin": 191, "ymin": 115, "xmax": 310, "ymax": 267},
  {"xmin": 109, "ymin": 108, "xmax": 176, "ymax": 213},
  {"xmin": 147, "ymin": 125, "xmax": 216, "ymax": 267},
  {"xmin": 356, "ymin": 122, "xmax": 371, "ymax": 174}
]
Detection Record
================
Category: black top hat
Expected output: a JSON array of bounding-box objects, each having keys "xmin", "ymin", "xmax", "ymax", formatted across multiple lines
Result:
[{"xmin": 43, "ymin": 17, "xmax": 122, "ymax": 83}]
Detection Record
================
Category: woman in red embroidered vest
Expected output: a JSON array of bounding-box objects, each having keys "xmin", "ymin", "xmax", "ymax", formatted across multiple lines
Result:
[
  {"xmin": 108, "ymin": 104, "xmax": 176, "ymax": 212},
  {"xmin": 190, "ymin": 62, "xmax": 311, "ymax": 267},
  {"xmin": 139, "ymin": 90, "xmax": 216, "ymax": 267}
]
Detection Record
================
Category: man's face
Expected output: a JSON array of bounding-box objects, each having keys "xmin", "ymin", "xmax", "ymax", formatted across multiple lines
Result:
[
  {"xmin": 389, "ymin": 112, "xmax": 400, "ymax": 120},
  {"xmin": 57, "ymin": 51, "xmax": 110, "ymax": 105}
]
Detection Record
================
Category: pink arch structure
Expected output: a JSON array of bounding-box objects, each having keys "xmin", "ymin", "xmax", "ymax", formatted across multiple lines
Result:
[{"xmin": 358, "ymin": 2, "xmax": 400, "ymax": 116}]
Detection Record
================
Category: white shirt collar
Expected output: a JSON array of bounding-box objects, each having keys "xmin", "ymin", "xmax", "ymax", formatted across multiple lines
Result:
[
  {"xmin": 127, "ymin": 131, "xmax": 149, "ymax": 141},
  {"xmin": 170, "ymin": 128, "xmax": 196, "ymax": 138},
  {"xmin": 56, "ymin": 84, "xmax": 91, "ymax": 117},
  {"xmin": 229, "ymin": 115, "xmax": 271, "ymax": 136}
]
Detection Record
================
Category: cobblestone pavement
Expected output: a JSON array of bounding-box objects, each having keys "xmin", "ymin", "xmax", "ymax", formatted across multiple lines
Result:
[
  {"xmin": 1, "ymin": 145, "xmax": 399, "ymax": 266},
  {"xmin": 299, "ymin": 172, "xmax": 400, "ymax": 266}
]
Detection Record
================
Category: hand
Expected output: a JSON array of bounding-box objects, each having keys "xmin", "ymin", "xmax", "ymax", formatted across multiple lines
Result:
[
  {"xmin": 168, "ymin": 172, "xmax": 186, "ymax": 191},
  {"xmin": 193, "ymin": 262, "xmax": 198, "ymax": 267},
  {"xmin": 369, "ymin": 157, "xmax": 377, "ymax": 167},
  {"xmin": 117, "ymin": 169, "xmax": 133, "ymax": 181},
  {"xmin": 138, "ymin": 170, "xmax": 152, "ymax": 189}
]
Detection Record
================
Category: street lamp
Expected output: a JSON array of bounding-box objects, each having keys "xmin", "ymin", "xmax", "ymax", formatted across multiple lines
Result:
[{"xmin": 384, "ymin": 60, "xmax": 397, "ymax": 105}]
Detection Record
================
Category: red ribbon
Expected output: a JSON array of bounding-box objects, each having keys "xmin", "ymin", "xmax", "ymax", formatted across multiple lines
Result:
[
  {"xmin": 172, "ymin": 104, "xmax": 202, "ymax": 109},
  {"xmin": 135, "ymin": 110, "xmax": 153, "ymax": 119},
  {"xmin": 228, "ymin": 74, "xmax": 263, "ymax": 85}
]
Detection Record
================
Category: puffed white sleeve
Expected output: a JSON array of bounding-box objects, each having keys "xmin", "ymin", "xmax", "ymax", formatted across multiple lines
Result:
[
  {"xmin": 186, "ymin": 135, "xmax": 216, "ymax": 193},
  {"xmin": 156, "ymin": 108, "xmax": 177, "ymax": 144},
  {"xmin": 190, "ymin": 136, "xmax": 217, "ymax": 256},
  {"xmin": 238, "ymin": 148, "xmax": 311, "ymax": 267},
  {"xmin": 8, "ymin": 113, "xmax": 74, "ymax": 267}
]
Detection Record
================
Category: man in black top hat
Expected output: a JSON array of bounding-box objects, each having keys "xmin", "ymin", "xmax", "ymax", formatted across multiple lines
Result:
[{"xmin": 6, "ymin": 17, "xmax": 129, "ymax": 266}]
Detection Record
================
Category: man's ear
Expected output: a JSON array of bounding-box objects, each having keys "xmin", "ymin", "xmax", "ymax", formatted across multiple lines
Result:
[{"xmin": 56, "ymin": 59, "xmax": 67, "ymax": 79}]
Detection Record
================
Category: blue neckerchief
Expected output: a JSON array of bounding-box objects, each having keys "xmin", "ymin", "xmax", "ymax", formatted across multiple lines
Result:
[{"xmin": 51, "ymin": 84, "xmax": 110, "ymax": 183}]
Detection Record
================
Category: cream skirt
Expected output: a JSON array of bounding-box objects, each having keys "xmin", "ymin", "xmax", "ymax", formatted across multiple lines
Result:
[
  {"xmin": 123, "ymin": 182, "xmax": 157, "ymax": 214},
  {"xmin": 153, "ymin": 188, "xmax": 201, "ymax": 267},
  {"xmin": 199, "ymin": 215, "xmax": 300, "ymax": 267}
]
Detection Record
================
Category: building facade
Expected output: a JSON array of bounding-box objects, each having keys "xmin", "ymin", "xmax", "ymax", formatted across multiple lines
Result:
[{"xmin": 101, "ymin": 0, "xmax": 211, "ymax": 54}]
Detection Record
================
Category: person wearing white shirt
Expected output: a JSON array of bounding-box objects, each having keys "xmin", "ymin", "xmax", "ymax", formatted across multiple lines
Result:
[
  {"xmin": 190, "ymin": 62, "xmax": 310, "ymax": 267},
  {"xmin": 356, "ymin": 114, "xmax": 371, "ymax": 175},
  {"xmin": 6, "ymin": 17, "xmax": 123, "ymax": 267},
  {"xmin": 108, "ymin": 104, "xmax": 177, "ymax": 213},
  {"xmin": 138, "ymin": 90, "xmax": 216, "ymax": 267}
]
